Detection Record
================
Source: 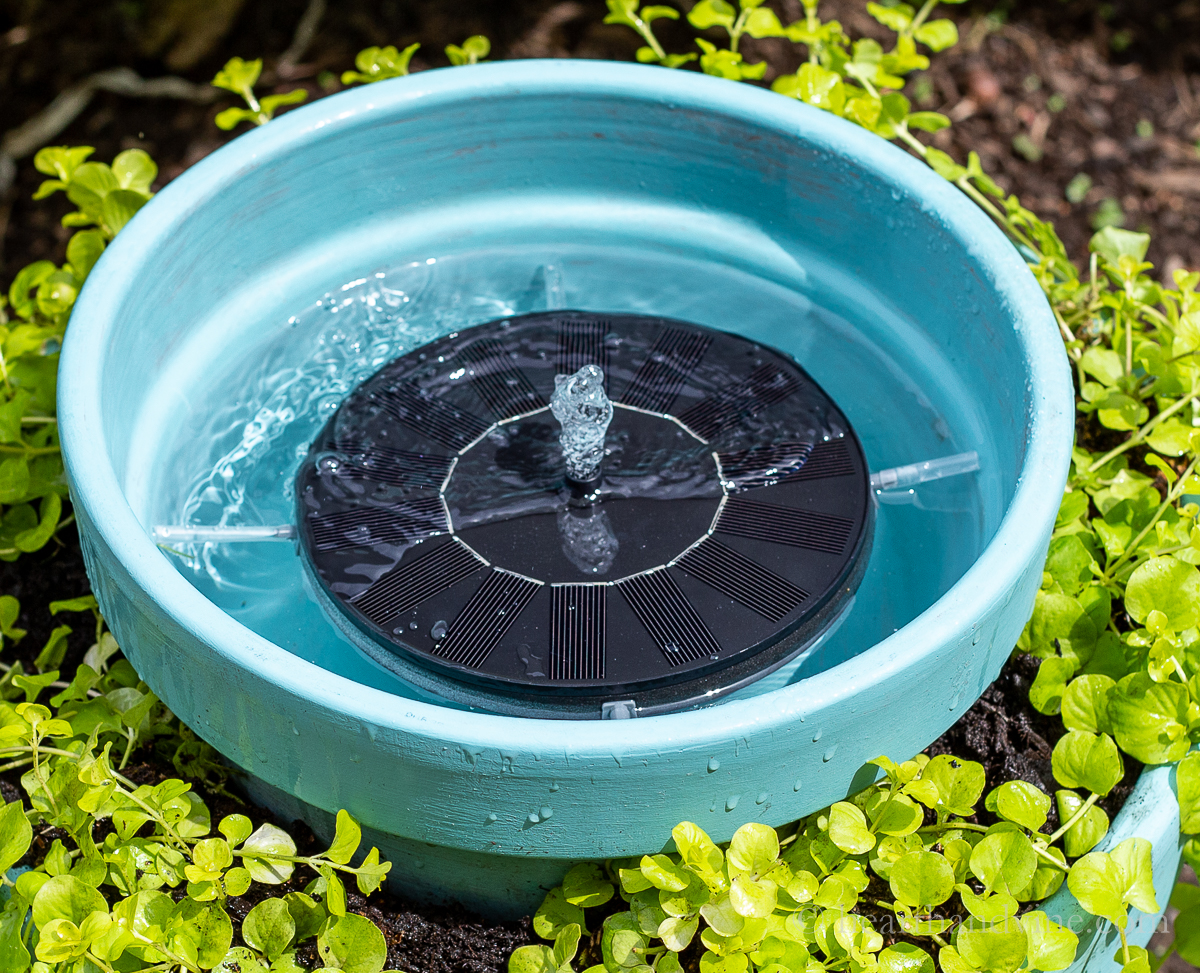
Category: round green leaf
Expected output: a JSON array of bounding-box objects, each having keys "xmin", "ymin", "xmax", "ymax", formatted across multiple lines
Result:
[
  {"xmin": 1174, "ymin": 905, "xmax": 1200, "ymax": 965},
  {"xmin": 1125, "ymin": 556, "xmax": 1200, "ymax": 629},
  {"xmin": 1179, "ymin": 752, "xmax": 1200, "ymax": 834},
  {"xmin": 1055, "ymin": 790, "xmax": 1109, "ymax": 857},
  {"xmin": 240, "ymin": 823, "xmax": 297, "ymax": 884},
  {"xmin": 317, "ymin": 913, "xmax": 387, "ymax": 973},
  {"xmin": 1069, "ymin": 852, "xmax": 1128, "ymax": 928},
  {"xmin": 243, "ymin": 899, "xmax": 296, "ymax": 963},
  {"xmin": 727, "ymin": 823, "xmax": 779, "ymax": 877},
  {"xmin": 969, "ymin": 831, "xmax": 1037, "ymax": 896},
  {"xmin": 534, "ymin": 888, "xmax": 585, "ymax": 940},
  {"xmin": 1061, "ymin": 675, "xmax": 1115, "ymax": 734},
  {"xmin": 878, "ymin": 943, "xmax": 934, "ymax": 973},
  {"xmin": 31, "ymin": 874, "xmax": 108, "ymax": 928},
  {"xmin": 0, "ymin": 800, "xmax": 32, "ymax": 874},
  {"xmin": 987, "ymin": 781, "xmax": 1051, "ymax": 832},
  {"xmin": 1108, "ymin": 673, "xmax": 1189, "ymax": 765},
  {"xmin": 1019, "ymin": 912, "xmax": 1079, "ymax": 971},
  {"xmin": 955, "ymin": 918, "xmax": 1028, "ymax": 973},
  {"xmin": 888, "ymin": 851, "xmax": 954, "ymax": 908},
  {"xmin": 827, "ymin": 802, "xmax": 875, "ymax": 855},
  {"xmin": 509, "ymin": 944, "xmax": 555, "ymax": 973},
  {"xmin": 1051, "ymin": 731, "xmax": 1123, "ymax": 795},
  {"xmin": 922, "ymin": 755, "xmax": 986, "ymax": 815}
]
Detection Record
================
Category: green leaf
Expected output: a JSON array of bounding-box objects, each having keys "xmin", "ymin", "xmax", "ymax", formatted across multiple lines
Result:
[
  {"xmin": 889, "ymin": 851, "xmax": 954, "ymax": 908},
  {"xmin": 534, "ymin": 888, "xmax": 586, "ymax": 940},
  {"xmin": 1109, "ymin": 837, "xmax": 1158, "ymax": 914},
  {"xmin": 325, "ymin": 809, "xmax": 362, "ymax": 865},
  {"xmin": 772, "ymin": 63, "xmax": 846, "ymax": 114},
  {"xmin": 243, "ymin": 900, "xmax": 296, "ymax": 963},
  {"xmin": 957, "ymin": 887, "xmax": 1019, "ymax": 923},
  {"xmin": 955, "ymin": 918, "xmax": 1028, "ymax": 973},
  {"xmin": 111, "ymin": 149, "xmax": 157, "ymax": 193},
  {"xmin": 1061, "ymin": 675, "xmax": 1115, "ymax": 734},
  {"xmin": 217, "ymin": 946, "xmax": 269, "ymax": 973},
  {"xmin": 659, "ymin": 914, "xmax": 698, "ymax": 952},
  {"xmin": 827, "ymin": 802, "xmax": 876, "ymax": 854},
  {"xmin": 1029, "ymin": 657, "xmax": 1076, "ymax": 715},
  {"xmin": 1126, "ymin": 556, "xmax": 1200, "ymax": 629},
  {"xmin": 970, "ymin": 830, "xmax": 1037, "ymax": 896},
  {"xmin": 1028, "ymin": 591, "xmax": 1097, "ymax": 662},
  {"xmin": 641, "ymin": 854, "xmax": 690, "ymax": 893},
  {"xmin": 729, "ymin": 873, "xmax": 777, "ymax": 918},
  {"xmin": 101, "ymin": 189, "xmax": 148, "ymax": 237},
  {"xmin": 65, "ymin": 229, "xmax": 106, "ymax": 280},
  {"xmin": 1179, "ymin": 751, "xmax": 1200, "ymax": 833},
  {"xmin": 240, "ymin": 823, "xmax": 297, "ymax": 884},
  {"xmin": 283, "ymin": 891, "xmax": 326, "ymax": 942},
  {"xmin": 0, "ymin": 458, "xmax": 31, "ymax": 506},
  {"xmin": 1090, "ymin": 226, "xmax": 1151, "ymax": 264},
  {"xmin": 687, "ymin": 0, "xmax": 737, "ymax": 30},
  {"xmin": 15, "ymin": 493, "xmax": 61, "ymax": 553},
  {"xmin": 986, "ymin": 781, "xmax": 1051, "ymax": 832},
  {"xmin": 31, "ymin": 874, "xmax": 108, "ymax": 927},
  {"xmin": 1051, "ymin": 731, "xmax": 1123, "ymax": 795},
  {"xmin": 1019, "ymin": 912, "xmax": 1078, "ymax": 971},
  {"xmin": 553, "ymin": 922, "xmax": 582, "ymax": 968},
  {"xmin": 1108, "ymin": 672, "xmax": 1190, "ymax": 764},
  {"xmin": 317, "ymin": 913, "xmax": 388, "ymax": 973},
  {"xmin": 1055, "ymin": 790, "xmax": 1109, "ymax": 857},
  {"xmin": 727, "ymin": 823, "xmax": 779, "ymax": 877},
  {"xmin": 260, "ymin": 89, "xmax": 308, "ymax": 118},
  {"xmin": 923, "ymin": 755, "xmax": 986, "ymax": 816},
  {"xmin": 563, "ymin": 862, "xmax": 614, "ymax": 907},
  {"xmin": 914, "ymin": 19, "xmax": 958, "ymax": 51},
  {"xmin": 220, "ymin": 813, "xmax": 254, "ymax": 846},
  {"xmin": 212, "ymin": 57, "xmax": 262, "ymax": 98},
  {"xmin": 907, "ymin": 111, "xmax": 951, "ymax": 133},
  {"xmin": 0, "ymin": 801, "xmax": 32, "ymax": 873},
  {"xmin": 446, "ymin": 34, "xmax": 491, "ymax": 66},
  {"xmin": 342, "ymin": 44, "xmax": 420, "ymax": 85},
  {"xmin": 878, "ymin": 942, "xmax": 934, "ymax": 973},
  {"xmin": 672, "ymin": 822, "xmax": 725, "ymax": 889},
  {"xmin": 509, "ymin": 944, "xmax": 556, "ymax": 973},
  {"xmin": 1174, "ymin": 905, "xmax": 1200, "ymax": 964},
  {"xmin": 1068, "ymin": 852, "xmax": 1128, "ymax": 927},
  {"xmin": 866, "ymin": 2, "xmax": 913, "ymax": 31},
  {"xmin": 8, "ymin": 261, "xmax": 56, "ymax": 320}
]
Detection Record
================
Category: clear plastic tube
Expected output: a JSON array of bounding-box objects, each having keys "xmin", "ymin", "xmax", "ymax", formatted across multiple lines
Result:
[
  {"xmin": 153, "ymin": 525, "xmax": 295, "ymax": 544},
  {"xmin": 869, "ymin": 451, "xmax": 980, "ymax": 492}
]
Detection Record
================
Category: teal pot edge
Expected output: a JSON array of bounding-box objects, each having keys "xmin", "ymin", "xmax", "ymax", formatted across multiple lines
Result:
[
  {"xmin": 59, "ymin": 61, "xmax": 1076, "ymax": 870},
  {"xmin": 1046, "ymin": 759, "xmax": 1184, "ymax": 973}
]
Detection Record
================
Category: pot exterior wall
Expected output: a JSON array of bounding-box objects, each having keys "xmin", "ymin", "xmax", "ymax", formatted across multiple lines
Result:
[{"xmin": 1046, "ymin": 761, "xmax": 1184, "ymax": 973}]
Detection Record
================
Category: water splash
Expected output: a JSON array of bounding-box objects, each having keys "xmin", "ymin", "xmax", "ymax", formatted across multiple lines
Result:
[{"xmin": 550, "ymin": 364, "xmax": 613, "ymax": 483}]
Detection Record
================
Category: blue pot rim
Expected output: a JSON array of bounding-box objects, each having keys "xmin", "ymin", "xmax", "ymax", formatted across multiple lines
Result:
[{"xmin": 58, "ymin": 60, "xmax": 1075, "ymax": 749}]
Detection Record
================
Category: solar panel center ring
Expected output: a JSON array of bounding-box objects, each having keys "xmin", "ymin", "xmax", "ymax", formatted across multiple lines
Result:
[{"xmin": 444, "ymin": 403, "xmax": 725, "ymax": 582}]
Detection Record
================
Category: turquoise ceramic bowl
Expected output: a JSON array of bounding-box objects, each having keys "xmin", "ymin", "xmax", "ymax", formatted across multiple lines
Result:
[{"xmin": 59, "ymin": 61, "xmax": 1074, "ymax": 915}]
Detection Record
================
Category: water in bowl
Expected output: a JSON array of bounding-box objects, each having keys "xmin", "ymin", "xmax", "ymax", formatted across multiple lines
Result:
[{"xmin": 148, "ymin": 244, "xmax": 988, "ymax": 709}]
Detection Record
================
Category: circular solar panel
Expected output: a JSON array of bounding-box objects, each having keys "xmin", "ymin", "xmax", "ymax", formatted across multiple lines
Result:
[{"xmin": 296, "ymin": 311, "xmax": 873, "ymax": 718}]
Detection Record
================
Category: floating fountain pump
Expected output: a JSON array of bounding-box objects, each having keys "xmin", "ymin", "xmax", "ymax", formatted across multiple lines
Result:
[{"xmin": 292, "ymin": 311, "xmax": 874, "ymax": 719}]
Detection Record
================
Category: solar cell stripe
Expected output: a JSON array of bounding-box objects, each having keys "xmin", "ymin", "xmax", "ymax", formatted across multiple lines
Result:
[
  {"xmin": 557, "ymin": 319, "xmax": 608, "ymax": 378},
  {"xmin": 352, "ymin": 540, "xmax": 482, "ymax": 624},
  {"xmin": 332, "ymin": 440, "xmax": 453, "ymax": 489},
  {"xmin": 675, "ymin": 538, "xmax": 807, "ymax": 621},
  {"xmin": 549, "ymin": 585, "xmax": 605, "ymax": 680},
  {"xmin": 435, "ymin": 570, "xmax": 540, "ymax": 669},
  {"xmin": 309, "ymin": 497, "xmax": 447, "ymax": 551},
  {"xmin": 677, "ymin": 364, "xmax": 799, "ymax": 441},
  {"xmin": 618, "ymin": 327, "xmax": 712, "ymax": 413},
  {"xmin": 460, "ymin": 336, "xmax": 547, "ymax": 418},
  {"xmin": 374, "ymin": 383, "xmax": 489, "ymax": 451},
  {"xmin": 717, "ymin": 496, "xmax": 853, "ymax": 555},
  {"xmin": 617, "ymin": 570, "xmax": 718, "ymax": 665}
]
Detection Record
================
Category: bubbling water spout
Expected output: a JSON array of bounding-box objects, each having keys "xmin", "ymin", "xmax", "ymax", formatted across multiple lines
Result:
[{"xmin": 550, "ymin": 364, "xmax": 613, "ymax": 486}]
